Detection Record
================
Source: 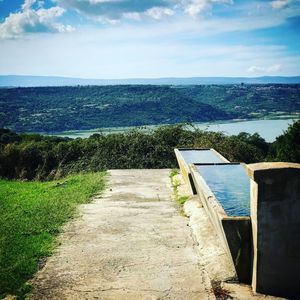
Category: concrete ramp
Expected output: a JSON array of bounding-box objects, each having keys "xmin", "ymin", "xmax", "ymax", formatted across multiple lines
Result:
[{"xmin": 30, "ymin": 169, "xmax": 214, "ymax": 299}]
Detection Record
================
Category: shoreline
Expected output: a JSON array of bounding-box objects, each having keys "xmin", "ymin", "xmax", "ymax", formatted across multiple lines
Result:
[{"xmin": 38, "ymin": 114, "xmax": 299, "ymax": 138}]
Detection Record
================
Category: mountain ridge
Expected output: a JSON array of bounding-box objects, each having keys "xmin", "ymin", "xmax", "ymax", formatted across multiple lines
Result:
[{"xmin": 1, "ymin": 75, "xmax": 300, "ymax": 87}]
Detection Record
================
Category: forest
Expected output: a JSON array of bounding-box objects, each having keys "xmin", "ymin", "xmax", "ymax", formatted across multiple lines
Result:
[
  {"xmin": 0, "ymin": 121, "xmax": 299, "ymax": 181},
  {"xmin": 0, "ymin": 84, "xmax": 299, "ymax": 133}
]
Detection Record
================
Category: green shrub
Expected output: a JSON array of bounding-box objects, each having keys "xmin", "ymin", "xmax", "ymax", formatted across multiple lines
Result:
[{"xmin": 0, "ymin": 124, "xmax": 282, "ymax": 181}]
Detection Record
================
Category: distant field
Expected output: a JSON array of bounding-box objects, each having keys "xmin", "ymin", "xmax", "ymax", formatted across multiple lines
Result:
[{"xmin": 0, "ymin": 172, "xmax": 106, "ymax": 299}]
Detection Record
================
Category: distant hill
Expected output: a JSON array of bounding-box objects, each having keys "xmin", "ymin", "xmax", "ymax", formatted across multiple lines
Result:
[
  {"xmin": 1, "ymin": 75, "xmax": 300, "ymax": 87},
  {"xmin": 0, "ymin": 85, "xmax": 299, "ymax": 133},
  {"xmin": 0, "ymin": 85, "xmax": 231, "ymax": 132}
]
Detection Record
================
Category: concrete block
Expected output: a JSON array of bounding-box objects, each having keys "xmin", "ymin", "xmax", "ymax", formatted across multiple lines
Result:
[{"xmin": 247, "ymin": 162, "xmax": 300, "ymax": 298}]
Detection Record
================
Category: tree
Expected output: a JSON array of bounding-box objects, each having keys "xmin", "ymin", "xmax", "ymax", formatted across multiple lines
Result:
[{"xmin": 269, "ymin": 121, "xmax": 300, "ymax": 163}]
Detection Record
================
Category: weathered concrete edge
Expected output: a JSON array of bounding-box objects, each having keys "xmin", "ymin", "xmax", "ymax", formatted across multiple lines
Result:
[
  {"xmin": 246, "ymin": 162, "xmax": 300, "ymax": 182},
  {"xmin": 174, "ymin": 148, "xmax": 229, "ymax": 195},
  {"xmin": 211, "ymin": 148, "xmax": 231, "ymax": 163},
  {"xmin": 174, "ymin": 148, "xmax": 197, "ymax": 194}
]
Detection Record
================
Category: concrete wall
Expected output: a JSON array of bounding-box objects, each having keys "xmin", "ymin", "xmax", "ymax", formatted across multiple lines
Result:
[
  {"xmin": 221, "ymin": 218, "xmax": 252, "ymax": 283},
  {"xmin": 247, "ymin": 163, "xmax": 300, "ymax": 298},
  {"xmin": 174, "ymin": 148, "xmax": 197, "ymax": 194}
]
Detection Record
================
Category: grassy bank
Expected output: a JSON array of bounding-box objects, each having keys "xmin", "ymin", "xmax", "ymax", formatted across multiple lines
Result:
[
  {"xmin": 170, "ymin": 169, "xmax": 189, "ymax": 215},
  {"xmin": 0, "ymin": 172, "xmax": 106, "ymax": 299}
]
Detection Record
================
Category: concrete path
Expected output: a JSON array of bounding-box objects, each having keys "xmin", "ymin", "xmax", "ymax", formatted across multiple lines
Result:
[{"xmin": 30, "ymin": 169, "xmax": 214, "ymax": 300}]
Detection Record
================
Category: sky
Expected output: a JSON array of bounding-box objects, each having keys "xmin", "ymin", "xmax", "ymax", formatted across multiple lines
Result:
[{"xmin": 0, "ymin": 0, "xmax": 299, "ymax": 78}]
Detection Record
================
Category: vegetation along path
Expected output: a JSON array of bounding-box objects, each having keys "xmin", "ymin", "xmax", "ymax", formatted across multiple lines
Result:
[{"xmin": 30, "ymin": 169, "xmax": 214, "ymax": 299}]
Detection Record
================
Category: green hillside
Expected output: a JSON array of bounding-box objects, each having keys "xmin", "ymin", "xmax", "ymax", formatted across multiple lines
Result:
[
  {"xmin": 178, "ymin": 84, "xmax": 300, "ymax": 118},
  {"xmin": 0, "ymin": 84, "xmax": 299, "ymax": 133}
]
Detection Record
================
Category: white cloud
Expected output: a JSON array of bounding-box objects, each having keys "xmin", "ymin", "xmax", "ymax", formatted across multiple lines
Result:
[
  {"xmin": 37, "ymin": 1, "xmax": 45, "ymax": 8},
  {"xmin": 112, "ymin": 7, "xmax": 175, "ymax": 24},
  {"xmin": 182, "ymin": 0, "xmax": 233, "ymax": 17},
  {"xmin": 271, "ymin": 0, "xmax": 289, "ymax": 9},
  {"xmin": 247, "ymin": 64, "xmax": 282, "ymax": 74},
  {"xmin": 0, "ymin": 0, "xmax": 299, "ymax": 78},
  {"xmin": 89, "ymin": 0, "xmax": 120, "ymax": 3},
  {"xmin": 56, "ymin": 0, "xmax": 171, "ymax": 21},
  {"xmin": 0, "ymin": 0, "xmax": 73, "ymax": 39},
  {"xmin": 268, "ymin": 64, "xmax": 282, "ymax": 72},
  {"xmin": 146, "ymin": 7, "xmax": 175, "ymax": 20},
  {"xmin": 122, "ymin": 12, "xmax": 142, "ymax": 21},
  {"xmin": 56, "ymin": 0, "xmax": 234, "ymax": 22},
  {"xmin": 22, "ymin": 0, "xmax": 36, "ymax": 10},
  {"xmin": 2, "ymin": 20, "xmax": 297, "ymax": 79},
  {"xmin": 185, "ymin": 1, "xmax": 207, "ymax": 16}
]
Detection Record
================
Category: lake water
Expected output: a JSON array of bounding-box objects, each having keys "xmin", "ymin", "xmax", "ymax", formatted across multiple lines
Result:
[
  {"xmin": 192, "ymin": 118, "xmax": 298, "ymax": 142},
  {"xmin": 196, "ymin": 164, "xmax": 250, "ymax": 216},
  {"xmin": 52, "ymin": 118, "xmax": 298, "ymax": 142},
  {"xmin": 179, "ymin": 149, "xmax": 226, "ymax": 164}
]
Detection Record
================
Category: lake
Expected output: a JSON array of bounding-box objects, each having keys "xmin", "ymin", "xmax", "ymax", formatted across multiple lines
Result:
[
  {"xmin": 52, "ymin": 118, "xmax": 298, "ymax": 142},
  {"xmin": 193, "ymin": 118, "xmax": 298, "ymax": 142},
  {"xmin": 196, "ymin": 164, "xmax": 250, "ymax": 216}
]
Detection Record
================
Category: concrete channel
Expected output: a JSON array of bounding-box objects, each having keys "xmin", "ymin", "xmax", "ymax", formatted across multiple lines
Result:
[{"xmin": 175, "ymin": 147, "xmax": 300, "ymax": 298}]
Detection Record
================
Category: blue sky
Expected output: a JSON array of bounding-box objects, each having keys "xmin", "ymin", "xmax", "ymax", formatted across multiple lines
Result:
[{"xmin": 0, "ymin": 0, "xmax": 299, "ymax": 78}]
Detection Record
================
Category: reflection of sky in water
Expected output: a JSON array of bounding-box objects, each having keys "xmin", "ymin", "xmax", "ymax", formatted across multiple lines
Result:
[
  {"xmin": 193, "ymin": 119, "xmax": 297, "ymax": 142},
  {"xmin": 180, "ymin": 150, "xmax": 224, "ymax": 164},
  {"xmin": 197, "ymin": 164, "xmax": 250, "ymax": 216}
]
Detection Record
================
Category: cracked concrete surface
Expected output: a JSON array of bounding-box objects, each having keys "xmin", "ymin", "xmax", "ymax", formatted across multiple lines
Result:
[{"xmin": 30, "ymin": 169, "xmax": 214, "ymax": 300}]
